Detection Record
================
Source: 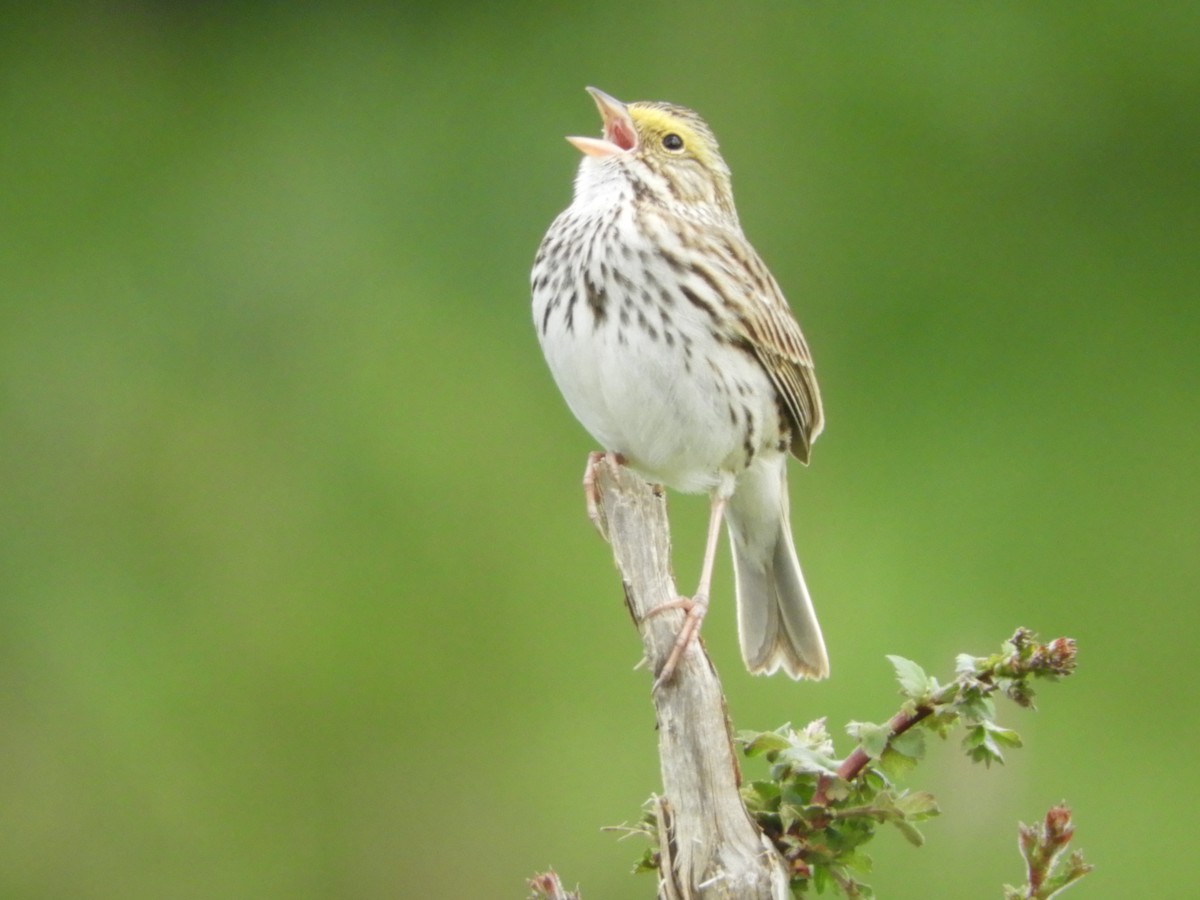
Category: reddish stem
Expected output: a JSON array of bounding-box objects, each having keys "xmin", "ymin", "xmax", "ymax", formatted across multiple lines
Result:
[{"xmin": 812, "ymin": 703, "xmax": 934, "ymax": 806}]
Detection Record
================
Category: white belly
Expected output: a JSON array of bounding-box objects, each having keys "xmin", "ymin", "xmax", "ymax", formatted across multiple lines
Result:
[{"xmin": 537, "ymin": 283, "xmax": 779, "ymax": 494}]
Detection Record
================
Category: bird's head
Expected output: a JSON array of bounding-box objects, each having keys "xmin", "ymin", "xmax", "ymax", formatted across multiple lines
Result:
[{"xmin": 567, "ymin": 87, "xmax": 735, "ymax": 219}]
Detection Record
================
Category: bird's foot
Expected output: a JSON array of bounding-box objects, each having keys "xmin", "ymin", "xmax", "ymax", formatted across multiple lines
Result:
[
  {"xmin": 645, "ymin": 592, "xmax": 710, "ymax": 690},
  {"xmin": 582, "ymin": 450, "xmax": 626, "ymax": 535}
]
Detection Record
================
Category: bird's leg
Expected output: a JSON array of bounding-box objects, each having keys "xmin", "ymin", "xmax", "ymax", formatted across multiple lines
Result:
[
  {"xmin": 648, "ymin": 489, "xmax": 729, "ymax": 689},
  {"xmin": 583, "ymin": 451, "xmax": 606, "ymax": 529},
  {"xmin": 583, "ymin": 450, "xmax": 626, "ymax": 533}
]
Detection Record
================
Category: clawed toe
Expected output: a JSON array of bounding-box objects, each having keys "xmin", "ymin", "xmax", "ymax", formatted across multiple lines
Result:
[
  {"xmin": 582, "ymin": 451, "xmax": 607, "ymax": 531},
  {"xmin": 583, "ymin": 451, "xmax": 627, "ymax": 534},
  {"xmin": 648, "ymin": 593, "xmax": 710, "ymax": 691}
]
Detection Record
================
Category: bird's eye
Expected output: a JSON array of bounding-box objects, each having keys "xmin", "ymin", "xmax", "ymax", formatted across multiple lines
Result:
[{"xmin": 662, "ymin": 133, "xmax": 684, "ymax": 151}]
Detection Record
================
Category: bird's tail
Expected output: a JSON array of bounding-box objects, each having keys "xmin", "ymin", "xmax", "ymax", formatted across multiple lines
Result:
[{"xmin": 725, "ymin": 457, "xmax": 829, "ymax": 679}]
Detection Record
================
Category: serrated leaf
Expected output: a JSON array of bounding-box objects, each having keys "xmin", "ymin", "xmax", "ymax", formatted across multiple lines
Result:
[
  {"xmin": 957, "ymin": 691, "xmax": 996, "ymax": 722},
  {"xmin": 847, "ymin": 720, "xmax": 891, "ymax": 759},
  {"xmin": 887, "ymin": 655, "xmax": 932, "ymax": 700},
  {"xmin": 962, "ymin": 724, "xmax": 986, "ymax": 748},
  {"xmin": 986, "ymin": 722, "xmax": 1024, "ymax": 748},
  {"xmin": 965, "ymin": 740, "xmax": 1004, "ymax": 767},
  {"xmin": 962, "ymin": 723, "xmax": 1006, "ymax": 764},
  {"xmin": 894, "ymin": 790, "xmax": 940, "ymax": 819}
]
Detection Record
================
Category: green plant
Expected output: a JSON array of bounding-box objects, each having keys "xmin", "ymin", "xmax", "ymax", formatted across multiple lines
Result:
[
  {"xmin": 613, "ymin": 629, "xmax": 1089, "ymax": 897},
  {"xmin": 1005, "ymin": 804, "xmax": 1093, "ymax": 899}
]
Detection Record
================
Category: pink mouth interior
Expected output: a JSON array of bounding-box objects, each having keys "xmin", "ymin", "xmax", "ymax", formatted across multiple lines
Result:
[{"xmin": 605, "ymin": 117, "xmax": 637, "ymax": 151}]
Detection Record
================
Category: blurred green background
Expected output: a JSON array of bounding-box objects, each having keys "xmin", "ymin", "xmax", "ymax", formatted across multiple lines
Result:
[{"xmin": 1, "ymin": 3, "xmax": 1195, "ymax": 897}]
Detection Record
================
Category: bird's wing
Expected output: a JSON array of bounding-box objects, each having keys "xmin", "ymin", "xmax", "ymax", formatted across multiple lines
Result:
[{"xmin": 705, "ymin": 232, "xmax": 824, "ymax": 462}]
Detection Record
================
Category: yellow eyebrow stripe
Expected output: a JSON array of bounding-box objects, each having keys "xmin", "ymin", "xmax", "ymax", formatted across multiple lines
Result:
[{"xmin": 628, "ymin": 106, "xmax": 720, "ymax": 166}]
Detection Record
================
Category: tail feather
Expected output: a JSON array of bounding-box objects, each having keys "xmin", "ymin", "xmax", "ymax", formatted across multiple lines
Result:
[{"xmin": 726, "ymin": 458, "xmax": 828, "ymax": 679}]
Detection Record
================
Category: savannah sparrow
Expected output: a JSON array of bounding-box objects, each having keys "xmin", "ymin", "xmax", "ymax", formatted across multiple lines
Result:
[{"xmin": 531, "ymin": 87, "xmax": 828, "ymax": 683}]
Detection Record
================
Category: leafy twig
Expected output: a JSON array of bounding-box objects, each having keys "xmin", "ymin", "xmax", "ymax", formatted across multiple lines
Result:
[
  {"xmin": 1004, "ymin": 804, "xmax": 1094, "ymax": 899},
  {"xmin": 542, "ymin": 627, "xmax": 1086, "ymax": 897},
  {"xmin": 735, "ymin": 629, "xmax": 1081, "ymax": 896},
  {"xmin": 813, "ymin": 628, "xmax": 1078, "ymax": 803}
]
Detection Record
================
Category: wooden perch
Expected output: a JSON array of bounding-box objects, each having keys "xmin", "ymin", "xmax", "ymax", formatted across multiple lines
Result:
[{"xmin": 591, "ymin": 457, "xmax": 790, "ymax": 900}]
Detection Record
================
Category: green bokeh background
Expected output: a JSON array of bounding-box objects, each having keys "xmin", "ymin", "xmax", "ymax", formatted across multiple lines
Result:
[{"xmin": 2, "ymin": 4, "xmax": 1195, "ymax": 898}]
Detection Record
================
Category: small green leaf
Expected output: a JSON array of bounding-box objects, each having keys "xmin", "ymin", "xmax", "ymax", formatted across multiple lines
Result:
[
  {"xmin": 632, "ymin": 846, "xmax": 658, "ymax": 874},
  {"xmin": 859, "ymin": 767, "xmax": 890, "ymax": 796},
  {"xmin": 925, "ymin": 709, "xmax": 958, "ymax": 738},
  {"xmin": 741, "ymin": 779, "xmax": 779, "ymax": 815},
  {"xmin": 879, "ymin": 746, "xmax": 919, "ymax": 779},
  {"xmin": 738, "ymin": 729, "xmax": 791, "ymax": 757},
  {"xmin": 847, "ymin": 720, "xmax": 890, "ymax": 759},
  {"xmin": 778, "ymin": 745, "xmax": 841, "ymax": 776},
  {"xmin": 887, "ymin": 655, "xmax": 932, "ymax": 700},
  {"xmin": 957, "ymin": 690, "xmax": 996, "ymax": 722},
  {"xmin": 867, "ymin": 789, "xmax": 898, "ymax": 816},
  {"xmin": 987, "ymin": 722, "xmax": 1024, "ymax": 749},
  {"xmin": 967, "ymin": 745, "xmax": 1002, "ymax": 766},
  {"xmin": 937, "ymin": 681, "xmax": 961, "ymax": 703},
  {"xmin": 840, "ymin": 849, "xmax": 874, "ymax": 874},
  {"xmin": 892, "ymin": 817, "xmax": 926, "ymax": 847},
  {"xmin": 812, "ymin": 864, "xmax": 832, "ymax": 893},
  {"xmin": 895, "ymin": 790, "xmax": 939, "ymax": 819},
  {"xmin": 889, "ymin": 728, "xmax": 927, "ymax": 761},
  {"xmin": 955, "ymin": 653, "xmax": 978, "ymax": 675},
  {"xmin": 816, "ymin": 777, "xmax": 851, "ymax": 804},
  {"xmin": 962, "ymin": 723, "xmax": 1008, "ymax": 765},
  {"xmin": 778, "ymin": 799, "xmax": 801, "ymax": 833}
]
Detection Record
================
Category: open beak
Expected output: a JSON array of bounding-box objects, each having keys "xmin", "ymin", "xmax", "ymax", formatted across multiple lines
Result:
[{"xmin": 566, "ymin": 87, "xmax": 638, "ymax": 158}]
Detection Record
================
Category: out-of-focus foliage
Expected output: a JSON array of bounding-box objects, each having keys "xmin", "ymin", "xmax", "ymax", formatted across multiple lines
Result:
[{"xmin": 0, "ymin": 3, "xmax": 1194, "ymax": 897}]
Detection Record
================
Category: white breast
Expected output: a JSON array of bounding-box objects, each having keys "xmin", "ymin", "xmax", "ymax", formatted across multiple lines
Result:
[{"xmin": 532, "ymin": 189, "xmax": 781, "ymax": 494}]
